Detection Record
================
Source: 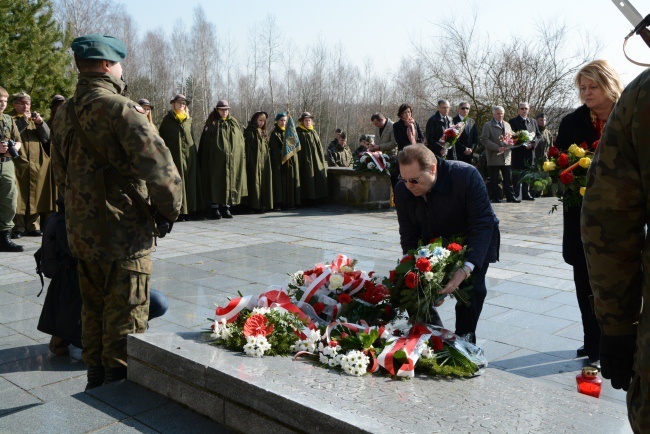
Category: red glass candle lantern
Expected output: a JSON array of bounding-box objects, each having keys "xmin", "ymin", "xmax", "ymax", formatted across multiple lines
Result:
[{"xmin": 576, "ymin": 366, "xmax": 602, "ymax": 398}]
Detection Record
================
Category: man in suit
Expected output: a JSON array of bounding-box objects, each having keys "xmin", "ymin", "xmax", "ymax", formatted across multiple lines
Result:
[
  {"xmin": 481, "ymin": 106, "xmax": 518, "ymax": 203},
  {"xmin": 509, "ymin": 102, "xmax": 540, "ymax": 201},
  {"xmin": 370, "ymin": 112, "xmax": 398, "ymax": 187},
  {"xmin": 452, "ymin": 102, "xmax": 478, "ymax": 164},
  {"xmin": 395, "ymin": 144, "xmax": 500, "ymax": 343},
  {"xmin": 425, "ymin": 99, "xmax": 454, "ymax": 159}
]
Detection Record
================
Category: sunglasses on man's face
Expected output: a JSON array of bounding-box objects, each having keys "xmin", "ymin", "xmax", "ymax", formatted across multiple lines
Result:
[
  {"xmin": 460, "ymin": 107, "xmax": 470, "ymax": 110},
  {"xmin": 398, "ymin": 173, "xmax": 426, "ymax": 184}
]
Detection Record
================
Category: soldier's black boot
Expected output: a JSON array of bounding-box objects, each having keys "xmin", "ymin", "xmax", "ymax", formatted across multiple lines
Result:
[
  {"xmin": 221, "ymin": 205, "xmax": 233, "ymax": 219},
  {"xmin": 104, "ymin": 366, "xmax": 127, "ymax": 384},
  {"xmin": 0, "ymin": 231, "xmax": 24, "ymax": 252},
  {"xmin": 210, "ymin": 205, "xmax": 222, "ymax": 220},
  {"xmin": 85, "ymin": 365, "xmax": 105, "ymax": 390}
]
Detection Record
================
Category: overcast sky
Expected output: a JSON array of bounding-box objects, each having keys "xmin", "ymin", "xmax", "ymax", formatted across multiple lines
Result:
[{"xmin": 125, "ymin": 0, "xmax": 649, "ymax": 93}]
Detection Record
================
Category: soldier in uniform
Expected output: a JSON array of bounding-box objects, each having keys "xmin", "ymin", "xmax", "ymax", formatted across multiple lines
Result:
[
  {"xmin": 582, "ymin": 28, "xmax": 650, "ymax": 433},
  {"xmin": 11, "ymin": 91, "xmax": 56, "ymax": 237},
  {"xmin": 0, "ymin": 86, "xmax": 24, "ymax": 252},
  {"xmin": 51, "ymin": 34, "xmax": 182, "ymax": 389}
]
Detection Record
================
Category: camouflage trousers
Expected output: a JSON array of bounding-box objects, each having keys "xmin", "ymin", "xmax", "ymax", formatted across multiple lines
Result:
[
  {"xmin": 628, "ymin": 373, "xmax": 650, "ymax": 433},
  {"xmin": 0, "ymin": 161, "xmax": 17, "ymax": 232},
  {"xmin": 77, "ymin": 255, "xmax": 151, "ymax": 368}
]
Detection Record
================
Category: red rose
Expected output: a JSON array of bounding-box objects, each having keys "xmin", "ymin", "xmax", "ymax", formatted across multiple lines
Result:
[
  {"xmin": 243, "ymin": 314, "xmax": 274, "ymax": 337},
  {"xmin": 340, "ymin": 332, "xmax": 350, "ymax": 339},
  {"xmin": 404, "ymin": 272, "xmax": 418, "ymax": 289},
  {"xmin": 313, "ymin": 302, "xmax": 325, "ymax": 315},
  {"xmin": 557, "ymin": 153, "xmax": 569, "ymax": 168},
  {"xmin": 389, "ymin": 270, "xmax": 397, "ymax": 282},
  {"xmin": 329, "ymin": 340, "xmax": 338, "ymax": 347},
  {"xmin": 560, "ymin": 171, "xmax": 574, "ymax": 185},
  {"xmin": 364, "ymin": 280, "xmax": 376, "ymax": 291},
  {"xmin": 447, "ymin": 242, "xmax": 462, "ymax": 252},
  {"xmin": 415, "ymin": 257, "xmax": 432, "ymax": 272},
  {"xmin": 430, "ymin": 335, "xmax": 444, "ymax": 351},
  {"xmin": 338, "ymin": 293, "xmax": 352, "ymax": 304},
  {"xmin": 400, "ymin": 255, "xmax": 414, "ymax": 264},
  {"xmin": 384, "ymin": 305, "xmax": 392, "ymax": 316},
  {"xmin": 547, "ymin": 146, "xmax": 560, "ymax": 158},
  {"xmin": 580, "ymin": 141, "xmax": 588, "ymax": 149},
  {"xmin": 591, "ymin": 140, "xmax": 600, "ymax": 150}
]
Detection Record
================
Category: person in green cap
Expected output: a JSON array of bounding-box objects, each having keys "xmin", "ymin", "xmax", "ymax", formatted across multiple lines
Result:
[
  {"xmin": 51, "ymin": 34, "xmax": 182, "ymax": 389},
  {"xmin": 268, "ymin": 112, "xmax": 300, "ymax": 210},
  {"xmin": 158, "ymin": 94, "xmax": 202, "ymax": 221},
  {"xmin": 0, "ymin": 86, "xmax": 24, "ymax": 252},
  {"xmin": 296, "ymin": 111, "xmax": 328, "ymax": 205}
]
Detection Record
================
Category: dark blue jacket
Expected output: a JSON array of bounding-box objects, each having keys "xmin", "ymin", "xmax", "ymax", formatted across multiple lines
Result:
[{"xmin": 395, "ymin": 158, "xmax": 500, "ymax": 271}]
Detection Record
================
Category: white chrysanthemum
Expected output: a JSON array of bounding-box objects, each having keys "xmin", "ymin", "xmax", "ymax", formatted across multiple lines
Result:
[
  {"xmin": 244, "ymin": 335, "xmax": 271, "ymax": 357},
  {"xmin": 367, "ymin": 162, "xmax": 376, "ymax": 170},
  {"xmin": 424, "ymin": 271, "xmax": 434, "ymax": 281},
  {"xmin": 290, "ymin": 271, "xmax": 304, "ymax": 285},
  {"xmin": 252, "ymin": 307, "xmax": 271, "ymax": 315},
  {"xmin": 329, "ymin": 273, "xmax": 344, "ymax": 290},
  {"xmin": 339, "ymin": 350, "xmax": 369, "ymax": 376},
  {"xmin": 328, "ymin": 358, "xmax": 339, "ymax": 367},
  {"xmin": 319, "ymin": 354, "xmax": 329, "ymax": 364},
  {"xmin": 360, "ymin": 155, "xmax": 368, "ymax": 162},
  {"xmin": 421, "ymin": 345, "xmax": 433, "ymax": 359}
]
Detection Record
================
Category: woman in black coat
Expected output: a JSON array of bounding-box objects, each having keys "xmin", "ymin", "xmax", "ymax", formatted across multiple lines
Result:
[
  {"xmin": 555, "ymin": 60, "xmax": 624, "ymax": 368},
  {"xmin": 391, "ymin": 103, "xmax": 424, "ymax": 187}
]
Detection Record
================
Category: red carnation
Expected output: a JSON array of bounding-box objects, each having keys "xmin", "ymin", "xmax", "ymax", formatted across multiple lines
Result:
[
  {"xmin": 400, "ymin": 255, "xmax": 414, "ymax": 264},
  {"xmin": 560, "ymin": 171, "xmax": 574, "ymax": 185},
  {"xmin": 329, "ymin": 340, "xmax": 338, "ymax": 347},
  {"xmin": 416, "ymin": 257, "xmax": 432, "ymax": 272},
  {"xmin": 389, "ymin": 270, "xmax": 397, "ymax": 282},
  {"xmin": 547, "ymin": 146, "xmax": 560, "ymax": 158},
  {"xmin": 557, "ymin": 153, "xmax": 569, "ymax": 168},
  {"xmin": 580, "ymin": 141, "xmax": 588, "ymax": 149},
  {"xmin": 313, "ymin": 302, "xmax": 325, "ymax": 315},
  {"xmin": 430, "ymin": 335, "xmax": 444, "ymax": 351},
  {"xmin": 447, "ymin": 242, "xmax": 462, "ymax": 252},
  {"xmin": 591, "ymin": 140, "xmax": 600, "ymax": 150},
  {"xmin": 338, "ymin": 293, "xmax": 352, "ymax": 304},
  {"xmin": 243, "ymin": 314, "xmax": 274, "ymax": 337},
  {"xmin": 405, "ymin": 272, "xmax": 418, "ymax": 289}
]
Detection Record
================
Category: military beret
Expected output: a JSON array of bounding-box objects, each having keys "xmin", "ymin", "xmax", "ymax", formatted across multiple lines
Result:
[
  {"xmin": 50, "ymin": 94, "xmax": 65, "ymax": 108},
  {"xmin": 274, "ymin": 112, "xmax": 287, "ymax": 121},
  {"xmin": 71, "ymin": 34, "xmax": 127, "ymax": 62},
  {"xmin": 359, "ymin": 134, "xmax": 368, "ymax": 142},
  {"xmin": 11, "ymin": 91, "xmax": 30, "ymax": 103},
  {"xmin": 535, "ymin": 113, "xmax": 545, "ymax": 119}
]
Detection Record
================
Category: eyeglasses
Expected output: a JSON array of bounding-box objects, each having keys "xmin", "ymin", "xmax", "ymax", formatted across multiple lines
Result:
[
  {"xmin": 398, "ymin": 171, "xmax": 430, "ymax": 185},
  {"xmin": 459, "ymin": 107, "xmax": 470, "ymax": 110},
  {"xmin": 520, "ymin": 107, "xmax": 529, "ymax": 110}
]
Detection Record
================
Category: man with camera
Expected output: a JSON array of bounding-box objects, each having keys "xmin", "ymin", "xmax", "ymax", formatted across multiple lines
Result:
[
  {"xmin": 51, "ymin": 34, "xmax": 182, "ymax": 389},
  {"xmin": 11, "ymin": 91, "xmax": 55, "ymax": 238},
  {"xmin": 0, "ymin": 86, "xmax": 24, "ymax": 252}
]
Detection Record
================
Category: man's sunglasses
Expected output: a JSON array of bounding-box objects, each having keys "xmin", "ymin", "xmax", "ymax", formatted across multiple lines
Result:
[
  {"xmin": 398, "ymin": 174, "xmax": 424, "ymax": 184},
  {"xmin": 459, "ymin": 107, "xmax": 470, "ymax": 110}
]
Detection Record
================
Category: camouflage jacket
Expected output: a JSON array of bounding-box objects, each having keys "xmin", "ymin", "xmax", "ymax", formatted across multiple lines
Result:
[
  {"xmin": 581, "ymin": 68, "xmax": 650, "ymax": 380},
  {"xmin": 51, "ymin": 73, "xmax": 182, "ymax": 261},
  {"xmin": 0, "ymin": 114, "xmax": 21, "ymax": 145}
]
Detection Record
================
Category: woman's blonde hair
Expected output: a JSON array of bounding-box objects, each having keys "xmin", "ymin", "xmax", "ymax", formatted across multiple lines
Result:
[{"xmin": 575, "ymin": 60, "xmax": 624, "ymax": 104}]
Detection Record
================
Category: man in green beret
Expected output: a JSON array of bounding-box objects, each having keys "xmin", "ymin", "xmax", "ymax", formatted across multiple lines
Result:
[{"xmin": 51, "ymin": 34, "xmax": 182, "ymax": 389}]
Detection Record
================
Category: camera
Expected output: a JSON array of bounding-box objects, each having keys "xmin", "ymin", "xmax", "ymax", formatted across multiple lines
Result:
[{"xmin": 5, "ymin": 140, "xmax": 19, "ymax": 159}]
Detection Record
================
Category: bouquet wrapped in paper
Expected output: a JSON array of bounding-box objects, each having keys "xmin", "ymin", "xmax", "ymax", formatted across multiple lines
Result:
[
  {"xmin": 439, "ymin": 121, "xmax": 466, "ymax": 151},
  {"xmin": 353, "ymin": 151, "xmax": 391, "ymax": 175}
]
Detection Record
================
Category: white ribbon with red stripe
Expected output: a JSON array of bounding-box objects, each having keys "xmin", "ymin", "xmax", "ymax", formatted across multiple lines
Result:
[
  {"xmin": 377, "ymin": 324, "xmax": 432, "ymax": 378},
  {"xmin": 362, "ymin": 151, "xmax": 388, "ymax": 174}
]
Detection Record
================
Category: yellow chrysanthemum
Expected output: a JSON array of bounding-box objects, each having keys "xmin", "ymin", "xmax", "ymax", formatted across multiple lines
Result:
[
  {"xmin": 580, "ymin": 187, "xmax": 586, "ymax": 196},
  {"xmin": 543, "ymin": 161, "xmax": 556, "ymax": 172},
  {"xmin": 579, "ymin": 157, "xmax": 591, "ymax": 169}
]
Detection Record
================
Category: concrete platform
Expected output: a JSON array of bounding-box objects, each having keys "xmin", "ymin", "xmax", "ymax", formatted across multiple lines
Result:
[{"xmin": 128, "ymin": 331, "xmax": 630, "ymax": 434}]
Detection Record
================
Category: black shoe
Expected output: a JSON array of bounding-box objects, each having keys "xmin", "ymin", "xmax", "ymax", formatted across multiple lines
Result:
[
  {"xmin": 506, "ymin": 198, "xmax": 521, "ymax": 203},
  {"xmin": 576, "ymin": 345, "xmax": 587, "ymax": 358},
  {"xmin": 210, "ymin": 208, "xmax": 222, "ymax": 220},
  {"xmin": 491, "ymin": 199, "xmax": 503, "ymax": 204},
  {"xmin": 522, "ymin": 196, "xmax": 535, "ymax": 201},
  {"xmin": 85, "ymin": 365, "xmax": 105, "ymax": 391},
  {"xmin": 26, "ymin": 230, "xmax": 43, "ymax": 236},
  {"xmin": 587, "ymin": 358, "xmax": 601, "ymax": 371},
  {"xmin": 0, "ymin": 231, "xmax": 23, "ymax": 252},
  {"xmin": 104, "ymin": 366, "xmax": 127, "ymax": 384},
  {"xmin": 221, "ymin": 206, "xmax": 233, "ymax": 218},
  {"xmin": 11, "ymin": 231, "xmax": 23, "ymax": 239}
]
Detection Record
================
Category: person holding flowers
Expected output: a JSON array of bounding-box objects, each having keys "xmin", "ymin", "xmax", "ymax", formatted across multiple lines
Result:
[
  {"xmin": 394, "ymin": 144, "xmax": 500, "ymax": 343},
  {"xmin": 555, "ymin": 59, "xmax": 624, "ymax": 370}
]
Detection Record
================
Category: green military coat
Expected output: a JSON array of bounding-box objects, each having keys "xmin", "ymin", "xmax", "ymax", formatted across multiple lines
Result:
[
  {"xmin": 51, "ymin": 73, "xmax": 182, "ymax": 261},
  {"xmin": 159, "ymin": 111, "xmax": 203, "ymax": 214},
  {"xmin": 198, "ymin": 114, "xmax": 247, "ymax": 205},
  {"xmin": 243, "ymin": 122, "xmax": 273, "ymax": 210},
  {"xmin": 269, "ymin": 125, "xmax": 300, "ymax": 209},
  {"xmin": 13, "ymin": 116, "xmax": 56, "ymax": 215},
  {"xmin": 296, "ymin": 125, "xmax": 328, "ymax": 201}
]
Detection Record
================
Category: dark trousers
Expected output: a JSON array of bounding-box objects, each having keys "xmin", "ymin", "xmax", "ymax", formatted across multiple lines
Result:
[
  {"xmin": 573, "ymin": 257, "xmax": 600, "ymax": 360},
  {"xmin": 512, "ymin": 165, "xmax": 532, "ymax": 199},
  {"xmin": 455, "ymin": 264, "xmax": 489, "ymax": 339},
  {"xmin": 488, "ymin": 165, "xmax": 515, "ymax": 201}
]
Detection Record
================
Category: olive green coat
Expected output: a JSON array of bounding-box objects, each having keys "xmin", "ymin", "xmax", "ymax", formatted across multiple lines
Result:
[
  {"xmin": 13, "ymin": 116, "xmax": 56, "ymax": 214},
  {"xmin": 269, "ymin": 125, "xmax": 300, "ymax": 208},
  {"xmin": 51, "ymin": 73, "xmax": 182, "ymax": 261},
  {"xmin": 296, "ymin": 125, "xmax": 328, "ymax": 201},
  {"xmin": 159, "ymin": 111, "xmax": 203, "ymax": 214},
  {"xmin": 198, "ymin": 113, "xmax": 247, "ymax": 205},
  {"xmin": 244, "ymin": 122, "xmax": 273, "ymax": 210}
]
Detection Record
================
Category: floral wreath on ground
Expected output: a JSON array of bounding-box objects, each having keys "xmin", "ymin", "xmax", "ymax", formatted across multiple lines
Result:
[
  {"xmin": 520, "ymin": 141, "xmax": 596, "ymax": 212},
  {"xmin": 353, "ymin": 151, "xmax": 391, "ymax": 175},
  {"xmin": 206, "ymin": 251, "xmax": 486, "ymax": 379}
]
